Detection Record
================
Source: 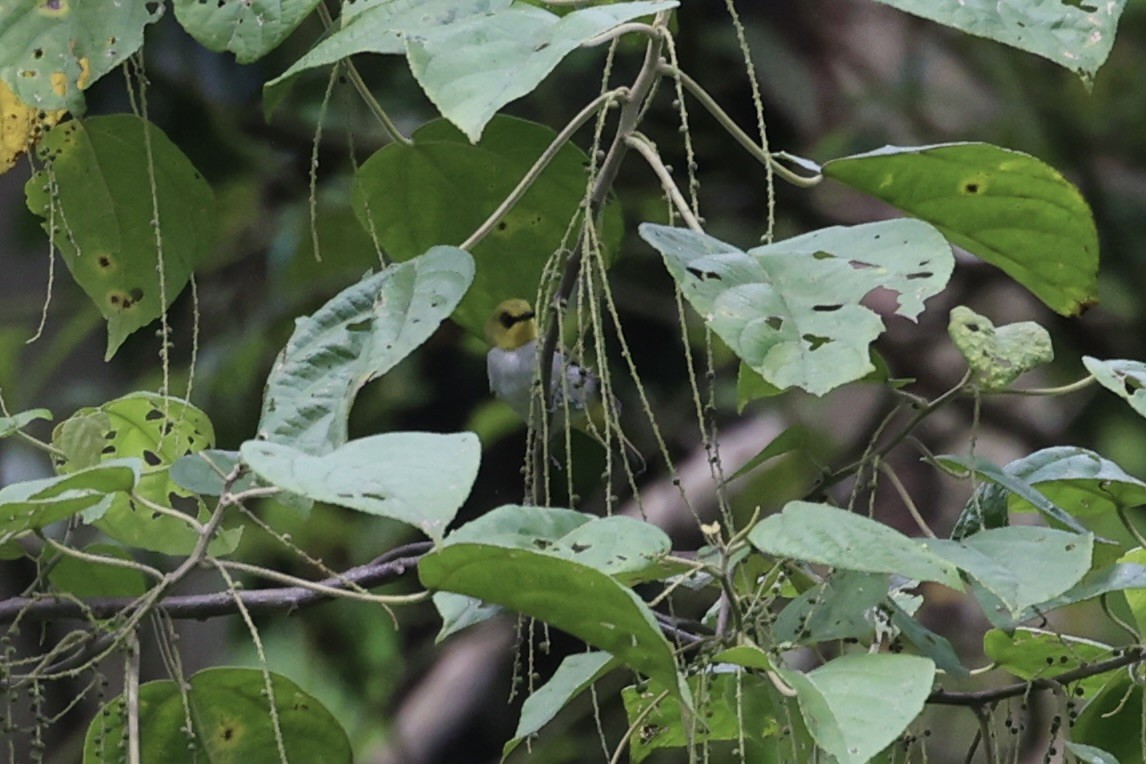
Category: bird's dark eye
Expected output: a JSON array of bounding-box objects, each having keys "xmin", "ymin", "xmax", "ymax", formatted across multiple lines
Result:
[{"xmin": 499, "ymin": 311, "xmax": 516, "ymax": 328}]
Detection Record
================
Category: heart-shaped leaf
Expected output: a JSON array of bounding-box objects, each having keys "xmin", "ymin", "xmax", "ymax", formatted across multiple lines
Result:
[
  {"xmin": 824, "ymin": 143, "xmax": 1099, "ymax": 315},
  {"xmin": 641, "ymin": 220, "xmax": 953, "ymax": 396},
  {"xmin": 948, "ymin": 306, "xmax": 1053, "ymax": 389}
]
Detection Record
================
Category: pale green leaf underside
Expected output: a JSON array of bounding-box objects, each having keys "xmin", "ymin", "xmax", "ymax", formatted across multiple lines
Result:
[
  {"xmin": 256, "ymin": 246, "xmax": 474, "ymax": 455},
  {"xmin": 1085, "ymin": 356, "xmax": 1146, "ymax": 419},
  {"xmin": 0, "ymin": 408, "xmax": 51, "ymax": 438},
  {"xmin": 780, "ymin": 653, "xmax": 934, "ymax": 764},
  {"xmin": 642, "ymin": 220, "xmax": 952, "ymax": 396},
  {"xmin": 868, "ymin": 0, "xmax": 1126, "ymax": 85},
  {"xmin": 749, "ymin": 501, "xmax": 963, "ymax": 589},
  {"xmin": 504, "ymin": 652, "xmax": 616, "ymax": 757},
  {"xmin": 406, "ymin": 1, "xmax": 678, "ymax": 141},
  {"xmin": 263, "ymin": 0, "xmax": 508, "ymax": 114},
  {"xmin": 240, "ymin": 432, "xmax": 481, "ymax": 542},
  {"xmin": 929, "ymin": 527, "xmax": 1093, "ymax": 616},
  {"xmin": 173, "ymin": 0, "xmax": 321, "ymax": 64},
  {"xmin": 824, "ymin": 143, "xmax": 1098, "ymax": 316}
]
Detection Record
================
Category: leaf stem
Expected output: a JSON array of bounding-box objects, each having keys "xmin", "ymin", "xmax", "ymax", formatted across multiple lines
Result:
[
  {"xmin": 625, "ymin": 132, "xmax": 703, "ymax": 232},
  {"xmin": 609, "ymin": 689, "xmax": 669, "ymax": 764},
  {"xmin": 461, "ymin": 88, "xmax": 627, "ymax": 251},
  {"xmin": 582, "ymin": 22, "xmax": 658, "ymax": 48},
  {"xmin": 979, "ymin": 374, "xmax": 1096, "ymax": 396},
  {"xmin": 315, "ymin": 2, "xmax": 412, "ymax": 146},
  {"xmin": 810, "ymin": 371, "xmax": 972, "ymax": 501},
  {"xmin": 658, "ymin": 63, "xmax": 821, "ymax": 187},
  {"xmin": 878, "ymin": 461, "xmax": 937, "ymax": 538}
]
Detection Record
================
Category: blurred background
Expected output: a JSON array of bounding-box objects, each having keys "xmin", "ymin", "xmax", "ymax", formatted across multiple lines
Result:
[{"xmin": 2, "ymin": 1, "xmax": 1145, "ymax": 761}]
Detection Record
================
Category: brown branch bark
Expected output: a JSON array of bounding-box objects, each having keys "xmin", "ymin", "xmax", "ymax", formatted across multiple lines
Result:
[{"xmin": 0, "ymin": 542, "xmax": 432, "ymax": 624}]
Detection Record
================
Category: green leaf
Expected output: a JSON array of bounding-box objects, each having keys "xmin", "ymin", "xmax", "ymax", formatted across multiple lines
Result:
[
  {"xmin": 778, "ymin": 653, "xmax": 934, "ymax": 764},
  {"xmin": 1084, "ymin": 357, "xmax": 1146, "ymax": 419},
  {"xmin": 948, "ymin": 306, "xmax": 1053, "ymax": 389},
  {"xmin": 937, "ymin": 454, "xmax": 1090, "ymax": 534},
  {"xmin": 622, "ymin": 672, "xmax": 781, "ymax": 763},
  {"xmin": 983, "ymin": 627, "xmax": 1113, "ymax": 700},
  {"xmin": 418, "ymin": 543, "xmax": 690, "ymax": 708},
  {"xmin": 640, "ymin": 220, "xmax": 953, "ymax": 396},
  {"xmin": 887, "ymin": 599, "xmax": 966, "ymax": 677},
  {"xmin": 257, "ymin": 246, "xmax": 474, "ymax": 455},
  {"xmin": 263, "ymin": 0, "xmax": 509, "ymax": 115},
  {"xmin": 1065, "ymin": 742, "xmax": 1122, "ymax": 764},
  {"xmin": 48, "ymin": 543, "xmax": 148, "ymax": 598},
  {"xmin": 405, "ymin": 1, "xmax": 678, "ymax": 141},
  {"xmin": 170, "ymin": 450, "xmax": 257, "ymax": 496},
  {"xmin": 993, "ymin": 447, "xmax": 1146, "ymax": 519},
  {"xmin": 0, "ymin": 0, "xmax": 162, "ymax": 111},
  {"xmin": 83, "ymin": 668, "xmax": 351, "ymax": 764},
  {"xmin": 1073, "ymin": 672, "xmax": 1142, "ymax": 763},
  {"xmin": 930, "ymin": 527, "xmax": 1092, "ymax": 617},
  {"xmin": 172, "ymin": 0, "xmax": 321, "ymax": 64},
  {"xmin": 351, "ymin": 116, "xmax": 620, "ymax": 338},
  {"xmin": 1118, "ymin": 548, "xmax": 1146, "ymax": 637},
  {"xmin": 504, "ymin": 651, "xmax": 616, "ymax": 757},
  {"xmin": 240, "ymin": 432, "xmax": 480, "ymax": 542},
  {"xmin": 445, "ymin": 505, "xmax": 672, "ymax": 583},
  {"xmin": 51, "ymin": 393, "xmax": 239, "ymax": 557},
  {"xmin": 432, "ymin": 592, "xmax": 503, "ymax": 642},
  {"xmin": 0, "ymin": 459, "xmax": 140, "ymax": 544},
  {"xmin": 748, "ymin": 501, "xmax": 963, "ymax": 589},
  {"xmin": 1021, "ymin": 562, "xmax": 1146, "ymax": 622},
  {"xmin": 0, "ymin": 408, "xmax": 50, "ymax": 438},
  {"xmin": 951, "ymin": 480, "xmax": 1010, "ymax": 540},
  {"xmin": 866, "ymin": 0, "xmax": 1126, "ymax": 85},
  {"xmin": 722, "ymin": 424, "xmax": 806, "ymax": 484},
  {"xmin": 823, "ymin": 143, "xmax": 1099, "ymax": 316},
  {"xmin": 25, "ymin": 116, "xmax": 215, "ymax": 359},
  {"xmin": 773, "ymin": 571, "xmax": 889, "ymax": 646}
]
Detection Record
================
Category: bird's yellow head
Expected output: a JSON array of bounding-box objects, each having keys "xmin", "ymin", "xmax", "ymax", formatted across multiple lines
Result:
[{"xmin": 485, "ymin": 299, "xmax": 538, "ymax": 350}]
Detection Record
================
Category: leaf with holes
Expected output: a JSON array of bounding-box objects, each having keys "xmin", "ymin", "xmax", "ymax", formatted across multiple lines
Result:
[
  {"xmin": 51, "ymin": 392, "xmax": 240, "ymax": 556},
  {"xmin": 0, "ymin": 0, "xmax": 162, "ymax": 112},
  {"xmin": 823, "ymin": 143, "xmax": 1099, "ymax": 316},
  {"xmin": 25, "ymin": 115, "xmax": 214, "ymax": 360},
  {"xmin": 173, "ymin": 0, "xmax": 322, "ymax": 64},
  {"xmin": 1084, "ymin": 357, "xmax": 1146, "ymax": 420},
  {"xmin": 240, "ymin": 432, "xmax": 481, "ymax": 542},
  {"xmin": 866, "ymin": 0, "xmax": 1126, "ymax": 86},
  {"xmin": 1, "ymin": 80, "xmax": 65, "ymax": 174},
  {"xmin": 83, "ymin": 668, "xmax": 351, "ymax": 764},
  {"xmin": 948, "ymin": 306, "xmax": 1053, "ymax": 389},
  {"xmin": 640, "ymin": 220, "xmax": 952, "ymax": 396},
  {"xmin": 351, "ymin": 116, "xmax": 620, "ymax": 338},
  {"xmin": 258, "ymin": 246, "xmax": 473, "ymax": 455}
]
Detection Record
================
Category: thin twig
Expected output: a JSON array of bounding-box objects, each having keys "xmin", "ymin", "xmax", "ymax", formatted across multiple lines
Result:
[
  {"xmin": 625, "ymin": 132, "xmax": 704, "ymax": 232},
  {"xmin": 658, "ymin": 63, "xmax": 821, "ymax": 187},
  {"xmin": 0, "ymin": 543, "xmax": 431, "ymax": 623}
]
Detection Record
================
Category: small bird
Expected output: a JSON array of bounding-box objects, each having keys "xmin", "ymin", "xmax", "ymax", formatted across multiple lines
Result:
[{"xmin": 484, "ymin": 298, "xmax": 640, "ymax": 466}]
